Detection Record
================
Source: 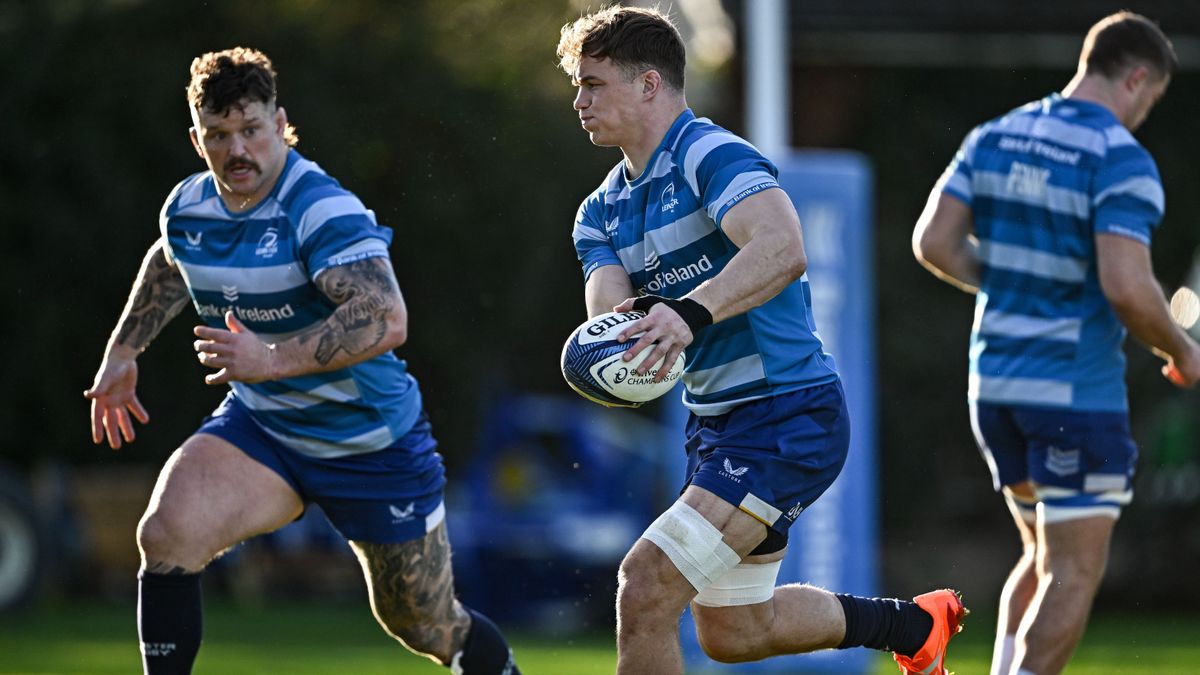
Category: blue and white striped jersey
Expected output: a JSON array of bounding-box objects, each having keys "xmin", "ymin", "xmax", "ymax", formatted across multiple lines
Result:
[
  {"xmin": 940, "ymin": 93, "xmax": 1165, "ymax": 412},
  {"xmin": 160, "ymin": 149, "xmax": 422, "ymax": 457},
  {"xmin": 573, "ymin": 109, "xmax": 838, "ymax": 415}
]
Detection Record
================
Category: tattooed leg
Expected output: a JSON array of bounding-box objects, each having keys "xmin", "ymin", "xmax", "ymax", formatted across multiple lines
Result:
[{"xmin": 351, "ymin": 522, "xmax": 470, "ymax": 665}]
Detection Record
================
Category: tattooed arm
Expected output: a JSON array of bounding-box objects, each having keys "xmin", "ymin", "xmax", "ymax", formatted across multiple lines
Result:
[
  {"xmin": 298, "ymin": 256, "xmax": 408, "ymax": 370},
  {"xmin": 192, "ymin": 256, "xmax": 407, "ymax": 385},
  {"xmin": 85, "ymin": 240, "xmax": 192, "ymax": 449}
]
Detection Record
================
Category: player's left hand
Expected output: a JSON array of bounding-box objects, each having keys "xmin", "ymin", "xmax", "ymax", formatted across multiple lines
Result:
[
  {"xmin": 613, "ymin": 297, "xmax": 692, "ymax": 382},
  {"xmin": 193, "ymin": 312, "xmax": 278, "ymax": 385}
]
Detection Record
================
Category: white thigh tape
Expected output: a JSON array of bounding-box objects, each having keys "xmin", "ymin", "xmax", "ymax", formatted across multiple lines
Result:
[
  {"xmin": 694, "ymin": 560, "xmax": 782, "ymax": 607},
  {"xmin": 1037, "ymin": 486, "xmax": 1131, "ymax": 523},
  {"xmin": 641, "ymin": 501, "xmax": 741, "ymax": 593}
]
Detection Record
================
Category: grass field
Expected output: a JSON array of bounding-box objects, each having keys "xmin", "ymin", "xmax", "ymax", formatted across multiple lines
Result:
[{"xmin": 2, "ymin": 600, "xmax": 1198, "ymax": 674}]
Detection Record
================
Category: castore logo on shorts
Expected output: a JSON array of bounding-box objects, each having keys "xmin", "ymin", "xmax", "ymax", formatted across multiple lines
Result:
[{"xmin": 720, "ymin": 458, "xmax": 749, "ymax": 483}]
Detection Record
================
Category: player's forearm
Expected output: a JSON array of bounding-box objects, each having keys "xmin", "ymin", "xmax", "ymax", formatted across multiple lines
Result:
[
  {"xmin": 912, "ymin": 191, "xmax": 980, "ymax": 293},
  {"xmin": 585, "ymin": 265, "xmax": 636, "ymax": 318},
  {"xmin": 106, "ymin": 242, "xmax": 191, "ymax": 358},
  {"xmin": 1108, "ymin": 278, "xmax": 1195, "ymax": 363},
  {"xmin": 269, "ymin": 257, "xmax": 407, "ymax": 379},
  {"xmin": 913, "ymin": 227, "xmax": 981, "ymax": 293},
  {"xmin": 915, "ymin": 248, "xmax": 981, "ymax": 294},
  {"xmin": 688, "ymin": 229, "xmax": 804, "ymax": 323}
]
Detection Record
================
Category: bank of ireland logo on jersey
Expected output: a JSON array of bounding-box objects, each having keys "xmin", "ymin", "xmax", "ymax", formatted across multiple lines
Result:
[
  {"xmin": 222, "ymin": 285, "xmax": 239, "ymax": 302},
  {"xmin": 644, "ymin": 250, "xmax": 662, "ymax": 272},
  {"xmin": 255, "ymin": 227, "xmax": 279, "ymax": 258},
  {"xmin": 660, "ymin": 182, "xmax": 679, "ymax": 213}
]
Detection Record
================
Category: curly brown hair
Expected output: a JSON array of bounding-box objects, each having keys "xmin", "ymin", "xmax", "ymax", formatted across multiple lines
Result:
[
  {"xmin": 557, "ymin": 5, "xmax": 685, "ymax": 91},
  {"xmin": 187, "ymin": 47, "xmax": 298, "ymax": 147}
]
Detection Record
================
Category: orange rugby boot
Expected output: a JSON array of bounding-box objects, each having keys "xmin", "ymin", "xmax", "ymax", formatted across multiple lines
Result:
[{"xmin": 893, "ymin": 589, "xmax": 967, "ymax": 675}]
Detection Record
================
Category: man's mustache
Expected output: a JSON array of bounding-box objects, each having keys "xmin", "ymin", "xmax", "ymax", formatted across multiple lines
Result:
[{"xmin": 225, "ymin": 159, "xmax": 260, "ymax": 173}]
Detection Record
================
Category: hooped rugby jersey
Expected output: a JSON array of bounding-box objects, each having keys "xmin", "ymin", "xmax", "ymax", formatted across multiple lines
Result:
[
  {"xmin": 939, "ymin": 93, "xmax": 1165, "ymax": 411},
  {"xmin": 573, "ymin": 109, "xmax": 838, "ymax": 415},
  {"xmin": 160, "ymin": 149, "xmax": 422, "ymax": 457}
]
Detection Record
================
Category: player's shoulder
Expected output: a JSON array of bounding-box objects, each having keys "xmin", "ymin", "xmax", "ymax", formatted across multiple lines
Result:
[
  {"xmin": 276, "ymin": 150, "xmax": 366, "ymax": 220},
  {"xmin": 162, "ymin": 170, "xmax": 214, "ymax": 217},
  {"xmin": 672, "ymin": 114, "xmax": 755, "ymax": 160},
  {"xmin": 276, "ymin": 150, "xmax": 340, "ymax": 200},
  {"xmin": 581, "ymin": 162, "xmax": 627, "ymax": 209},
  {"xmin": 976, "ymin": 97, "xmax": 1047, "ymax": 137}
]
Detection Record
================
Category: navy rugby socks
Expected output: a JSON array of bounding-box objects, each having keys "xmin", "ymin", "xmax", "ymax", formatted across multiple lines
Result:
[
  {"xmin": 451, "ymin": 608, "xmax": 520, "ymax": 675},
  {"xmin": 138, "ymin": 570, "xmax": 203, "ymax": 675},
  {"xmin": 834, "ymin": 593, "xmax": 933, "ymax": 657}
]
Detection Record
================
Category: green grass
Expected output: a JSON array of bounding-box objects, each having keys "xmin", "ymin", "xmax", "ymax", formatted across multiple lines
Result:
[
  {"xmin": 917, "ymin": 611, "xmax": 1200, "ymax": 675},
  {"xmin": 2, "ymin": 601, "xmax": 1198, "ymax": 674}
]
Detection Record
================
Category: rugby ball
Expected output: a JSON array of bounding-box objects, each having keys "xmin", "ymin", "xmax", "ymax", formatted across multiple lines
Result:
[{"xmin": 560, "ymin": 311, "xmax": 685, "ymax": 408}]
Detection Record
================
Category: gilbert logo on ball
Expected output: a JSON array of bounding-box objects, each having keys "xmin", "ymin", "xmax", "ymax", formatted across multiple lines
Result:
[{"xmin": 561, "ymin": 310, "xmax": 685, "ymax": 408}]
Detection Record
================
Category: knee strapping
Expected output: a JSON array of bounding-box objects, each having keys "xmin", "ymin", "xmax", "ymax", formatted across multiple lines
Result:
[
  {"xmin": 640, "ymin": 501, "xmax": 741, "ymax": 593},
  {"xmin": 694, "ymin": 560, "xmax": 781, "ymax": 607}
]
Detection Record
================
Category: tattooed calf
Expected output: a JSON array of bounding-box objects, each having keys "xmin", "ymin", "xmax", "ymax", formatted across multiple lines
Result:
[{"xmin": 351, "ymin": 524, "xmax": 469, "ymax": 662}]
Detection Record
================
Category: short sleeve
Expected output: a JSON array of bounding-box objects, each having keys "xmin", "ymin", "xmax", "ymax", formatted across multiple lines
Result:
[
  {"xmin": 1092, "ymin": 141, "xmax": 1164, "ymax": 246},
  {"xmin": 937, "ymin": 125, "xmax": 983, "ymax": 206},
  {"xmin": 157, "ymin": 174, "xmax": 201, "ymax": 265},
  {"xmin": 573, "ymin": 188, "xmax": 621, "ymax": 280},
  {"xmin": 293, "ymin": 184, "xmax": 393, "ymax": 279},
  {"xmin": 682, "ymin": 131, "xmax": 780, "ymax": 227}
]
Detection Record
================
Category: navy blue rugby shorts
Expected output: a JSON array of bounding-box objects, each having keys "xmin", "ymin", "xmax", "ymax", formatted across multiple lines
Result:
[
  {"xmin": 196, "ymin": 394, "xmax": 447, "ymax": 544},
  {"xmin": 970, "ymin": 401, "xmax": 1137, "ymax": 496},
  {"xmin": 684, "ymin": 380, "xmax": 850, "ymax": 542}
]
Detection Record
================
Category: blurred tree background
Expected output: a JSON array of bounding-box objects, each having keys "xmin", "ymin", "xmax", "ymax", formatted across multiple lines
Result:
[{"xmin": 1, "ymin": 0, "xmax": 1198, "ymax": 615}]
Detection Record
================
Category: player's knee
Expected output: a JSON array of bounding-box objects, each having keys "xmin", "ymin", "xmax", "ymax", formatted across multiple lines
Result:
[
  {"xmin": 616, "ymin": 548, "xmax": 676, "ymax": 617},
  {"xmin": 137, "ymin": 510, "xmax": 180, "ymax": 560},
  {"xmin": 136, "ymin": 509, "xmax": 208, "ymax": 570}
]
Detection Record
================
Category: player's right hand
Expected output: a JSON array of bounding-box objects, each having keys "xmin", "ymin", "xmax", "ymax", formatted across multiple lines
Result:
[
  {"xmin": 83, "ymin": 355, "xmax": 150, "ymax": 450},
  {"xmin": 1163, "ymin": 345, "xmax": 1200, "ymax": 389}
]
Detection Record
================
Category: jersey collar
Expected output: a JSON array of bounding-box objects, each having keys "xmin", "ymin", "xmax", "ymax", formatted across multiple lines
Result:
[{"xmin": 625, "ymin": 108, "xmax": 696, "ymax": 189}]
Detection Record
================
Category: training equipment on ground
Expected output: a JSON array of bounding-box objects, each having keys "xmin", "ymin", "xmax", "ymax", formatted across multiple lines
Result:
[{"xmin": 560, "ymin": 310, "xmax": 685, "ymax": 408}]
